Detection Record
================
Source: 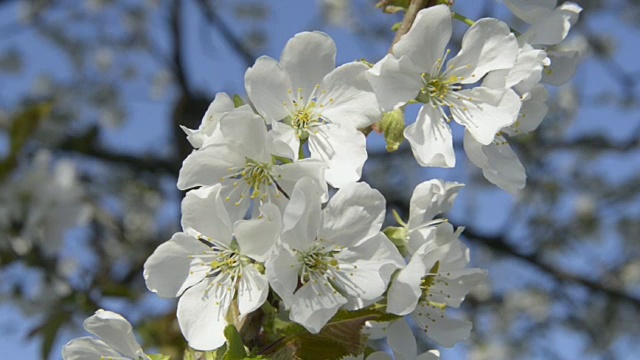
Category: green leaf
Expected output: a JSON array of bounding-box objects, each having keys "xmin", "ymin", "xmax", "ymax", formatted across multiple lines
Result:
[
  {"xmin": 148, "ymin": 354, "xmax": 172, "ymax": 360},
  {"xmin": 30, "ymin": 310, "xmax": 70, "ymax": 360},
  {"xmin": 383, "ymin": 226, "xmax": 409, "ymax": 257},
  {"xmin": 223, "ymin": 324, "xmax": 248, "ymax": 360},
  {"xmin": 262, "ymin": 308, "xmax": 388, "ymax": 360},
  {"xmin": 233, "ymin": 95, "xmax": 245, "ymax": 108},
  {"xmin": 0, "ymin": 102, "xmax": 53, "ymax": 181}
]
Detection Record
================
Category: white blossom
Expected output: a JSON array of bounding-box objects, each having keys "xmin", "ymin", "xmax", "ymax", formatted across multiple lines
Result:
[
  {"xmin": 62, "ymin": 309, "xmax": 148, "ymax": 360},
  {"xmin": 367, "ymin": 5, "xmax": 521, "ymax": 168},
  {"xmin": 180, "ymin": 92, "xmax": 236, "ymax": 149},
  {"xmin": 464, "ymin": 44, "xmax": 551, "ymax": 192},
  {"xmin": 144, "ymin": 184, "xmax": 280, "ymax": 350},
  {"xmin": 178, "ymin": 105, "xmax": 326, "ymax": 218},
  {"xmin": 266, "ymin": 178, "xmax": 404, "ymax": 333},
  {"xmin": 245, "ymin": 31, "xmax": 381, "ymax": 187},
  {"xmin": 386, "ymin": 180, "xmax": 486, "ymax": 347},
  {"xmin": 504, "ymin": 0, "xmax": 583, "ymax": 85},
  {"xmin": 0, "ymin": 150, "xmax": 90, "ymax": 255}
]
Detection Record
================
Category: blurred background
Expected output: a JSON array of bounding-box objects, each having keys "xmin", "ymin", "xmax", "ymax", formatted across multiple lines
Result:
[{"xmin": 0, "ymin": 0, "xmax": 639, "ymax": 359}]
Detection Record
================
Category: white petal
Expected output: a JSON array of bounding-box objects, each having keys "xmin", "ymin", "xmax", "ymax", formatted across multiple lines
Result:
[
  {"xmin": 269, "ymin": 121, "xmax": 300, "ymax": 160},
  {"xmin": 177, "ymin": 280, "xmax": 231, "ymax": 351},
  {"xmin": 366, "ymin": 54, "xmax": 423, "ymax": 111},
  {"xmin": 506, "ymin": 85, "xmax": 549, "ymax": 136},
  {"xmin": 280, "ymin": 31, "xmax": 336, "ymax": 102},
  {"xmin": 504, "ymin": 0, "xmax": 556, "ymax": 24},
  {"xmin": 408, "ymin": 179, "xmax": 464, "ymax": 231},
  {"xmin": 387, "ymin": 319, "xmax": 417, "ymax": 360},
  {"xmin": 143, "ymin": 232, "xmax": 209, "ymax": 298},
  {"xmin": 412, "ymin": 305, "xmax": 472, "ymax": 348},
  {"xmin": 181, "ymin": 185, "xmax": 234, "ymax": 242},
  {"xmin": 62, "ymin": 337, "xmax": 125, "ymax": 360},
  {"xmin": 177, "ymin": 145, "xmax": 245, "ymax": 190},
  {"xmin": 265, "ymin": 247, "xmax": 301, "ymax": 309},
  {"xmin": 447, "ymin": 19, "xmax": 518, "ymax": 83},
  {"xmin": 450, "ymin": 87, "xmax": 520, "ymax": 145},
  {"xmin": 183, "ymin": 92, "xmax": 236, "ymax": 149},
  {"xmin": 320, "ymin": 182, "xmax": 385, "ymax": 248},
  {"xmin": 234, "ymin": 203, "xmax": 281, "ymax": 262},
  {"xmin": 522, "ymin": 3, "xmax": 582, "ymax": 46},
  {"xmin": 82, "ymin": 310, "xmax": 142, "ymax": 359},
  {"xmin": 335, "ymin": 233, "xmax": 404, "ymax": 302},
  {"xmin": 386, "ymin": 252, "xmax": 428, "ymax": 315},
  {"xmin": 431, "ymin": 268, "xmax": 487, "ymax": 308},
  {"xmin": 407, "ymin": 222, "xmax": 458, "ymax": 256},
  {"xmin": 392, "ymin": 5, "xmax": 452, "ymax": 72},
  {"xmin": 219, "ymin": 106, "xmax": 271, "ymax": 163},
  {"xmin": 245, "ymin": 56, "xmax": 292, "ymax": 122},
  {"xmin": 290, "ymin": 280, "xmax": 347, "ymax": 333},
  {"xmin": 418, "ymin": 350, "xmax": 441, "ymax": 360},
  {"xmin": 319, "ymin": 62, "xmax": 381, "ymax": 129},
  {"xmin": 309, "ymin": 123, "xmax": 367, "ymax": 188},
  {"xmin": 273, "ymin": 159, "xmax": 328, "ymax": 202},
  {"xmin": 404, "ymin": 105, "xmax": 455, "ymax": 168},
  {"xmin": 281, "ymin": 177, "xmax": 322, "ymax": 252},
  {"xmin": 463, "ymin": 132, "xmax": 526, "ymax": 193},
  {"xmin": 541, "ymin": 49, "xmax": 581, "ymax": 86},
  {"xmin": 237, "ymin": 265, "xmax": 269, "ymax": 316}
]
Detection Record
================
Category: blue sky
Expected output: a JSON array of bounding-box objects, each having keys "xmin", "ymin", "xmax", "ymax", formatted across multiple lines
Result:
[{"xmin": 1, "ymin": 0, "xmax": 640, "ymax": 359}]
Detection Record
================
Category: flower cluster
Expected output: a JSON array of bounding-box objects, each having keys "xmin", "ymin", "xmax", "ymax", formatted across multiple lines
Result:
[{"xmin": 63, "ymin": 2, "xmax": 581, "ymax": 359}]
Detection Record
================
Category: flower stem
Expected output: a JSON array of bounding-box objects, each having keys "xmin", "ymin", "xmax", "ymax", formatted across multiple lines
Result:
[
  {"xmin": 391, "ymin": 0, "xmax": 439, "ymax": 50},
  {"xmin": 451, "ymin": 12, "xmax": 475, "ymax": 27}
]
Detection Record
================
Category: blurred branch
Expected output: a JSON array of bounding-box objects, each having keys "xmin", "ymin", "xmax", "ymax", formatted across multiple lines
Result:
[
  {"xmin": 391, "ymin": 0, "xmax": 437, "ymax": 47},
  {"xmin": 58, "ymin": 127, "xmax": 179, "ymax": 174},
  {"xmin": 170, "ymin": 0, "xmax": 192, "ymax": 97},
  {"xmin": 195, "ymin": 0, "xmax": 256, "ymax": 67},
  {"xmin": 461, "ymin": 226, "xmax": 640, "ymax": 308}
]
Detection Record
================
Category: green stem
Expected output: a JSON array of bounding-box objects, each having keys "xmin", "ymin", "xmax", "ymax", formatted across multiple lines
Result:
[{"xmin": 452, "ymin": 12, "xmax": 475, "ymax": 27}]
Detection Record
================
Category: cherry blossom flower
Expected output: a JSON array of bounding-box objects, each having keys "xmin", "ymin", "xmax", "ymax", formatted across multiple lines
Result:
[
  {"xmin": 62, "ymin": 309, "xmax": 148, "ymax": 360},
  {"xmin": 177, "ymin": 105, "xmax": 326, "ymax": 218},
  {"xmin": 144, "ymin": 184, "xmax": 280, "ymax": 350},
  {"xmin": 386, "ymin": 180, "xmax": 486, "ymax": 347},
  {"xmin": 504, "ymin": 0, "xmax": 583, "ymax": 85},
  {"xmin": 265, "ymin": 178, "xmax": 403, "ymax": 333},
  {"xmin": 0, "ymin": 150, "xmax": 89, "ymax": 255},
  {"xmin": 180, "ymin": 92, "xmax": 235, "ymax": 149},
  {"xmin": 366, "ymin": 5, "xmax": 521, "ymax": 168},
  {"xmin": 464, "ymin": 45, "xmax": 550, "ymax": 192},
  {"xmin": 244, "ymin": 31, "xmax": 381, "ymax": 187}
]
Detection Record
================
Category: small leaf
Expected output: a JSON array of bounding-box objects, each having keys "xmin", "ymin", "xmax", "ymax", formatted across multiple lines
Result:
[
  {"xmin": 233, "ymin": 95, "xmax": 245, "ymax": 108},
  {"xmin": 383, "ymin": 226, "xmax": 408, "ymax": 257},
  {"xmin": 148, "ymin": 354, "xmax": 172, "ymax": 360},
  {"xmin": 262, "ymin": 308, "xmax": 388, "ymax": 360},
  {"xmin": 223, "ymin": 324, "xmax": 248, "ymax": 360}
]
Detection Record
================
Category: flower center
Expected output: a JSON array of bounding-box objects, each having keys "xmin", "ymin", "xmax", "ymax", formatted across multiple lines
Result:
[
  {"xmin": 284, "ymin": 86, "xmax": 332, "ymax": 140},
  {"xmin": 220, "ymin": 159, "xmax": 281, "ymax": 206},
  {"xmin": 190, "ymin": 236, "xmax": 252, "ymax": 298},
  {"xmin": 298, "ymin": 247, "xmax": 340, "ymax": 284}
]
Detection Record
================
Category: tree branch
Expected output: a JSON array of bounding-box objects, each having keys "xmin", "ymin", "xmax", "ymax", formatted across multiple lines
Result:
[
  {"xmin": 195, "ymin": 0, "xmax": 256, "ymax": 67},
  {"xmin": 461, "ymin": 225, "xmax": 640, "ymax": 307}
]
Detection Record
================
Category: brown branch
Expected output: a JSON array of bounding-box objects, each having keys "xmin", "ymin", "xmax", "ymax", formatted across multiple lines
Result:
[
  {"xmin": 390, "ymin": 0, "xmax": 438, "ymax": 48},
  {"xmin": 195, "ymin": 0, "xmax": 256, "ymax": 67},
  {"xmin": 460, "ymin": 225, "xmax": 640, "ymax": 307},
  {"xmin": 170, "ymin": 0, "xmax": 192, "ymax": 97},
  {"xmin": 57, "ymin": 127, "xmax": 179, "ymax": 175}
]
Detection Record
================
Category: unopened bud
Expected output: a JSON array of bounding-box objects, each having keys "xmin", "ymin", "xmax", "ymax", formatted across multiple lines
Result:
[{"xmin": 377, "ymin": 108, "xmax": 406, "ymax": 152}]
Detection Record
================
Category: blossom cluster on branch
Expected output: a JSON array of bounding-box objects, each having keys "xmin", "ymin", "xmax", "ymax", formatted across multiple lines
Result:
[{"xmin": 62, "ymin": 1, "xmax": 582, "ymax": 359}]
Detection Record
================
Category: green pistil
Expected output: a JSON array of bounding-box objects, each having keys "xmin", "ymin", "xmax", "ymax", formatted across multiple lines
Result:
[
  {"xmin": 299, "ymin": 249, "xmax": 340, "ymax": 284},
  {"xmin": 420, "ymin": 260, "xmax": 440, "ymax": 290}
]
